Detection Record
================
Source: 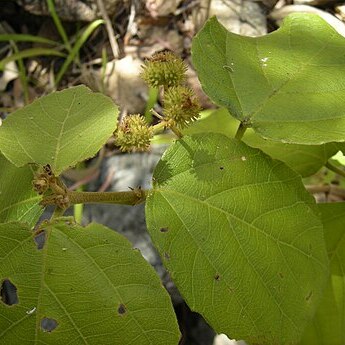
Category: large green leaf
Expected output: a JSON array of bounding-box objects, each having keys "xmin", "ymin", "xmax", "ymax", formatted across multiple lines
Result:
[
  {"xmin": 192, "ymin": 14, "xmax": 345, "ymax": 144},
  {"xmin": 0, "ymin": 154, "xmax": 42, "ymax": 226},
  {"xmin": 146, "ymin": 133, "xmax": 329, "ymax": 345},
  {"xmin": 300, "ymin": 202, "xmax": 345, "ymax": 345},
  {"xmin": 336, "ymin": 142, "xmax": 345, "ymax": 156},
  {"xmin": 0, "ymin": 85, "xmax": 118, "ymax": 175},
  {"xmin": 0, "ymin": 220, "xmax": 180, "ymax": 344},
  {"xmin": 185, "ymin": 108, "xmax": 338, "ymax": 177}
]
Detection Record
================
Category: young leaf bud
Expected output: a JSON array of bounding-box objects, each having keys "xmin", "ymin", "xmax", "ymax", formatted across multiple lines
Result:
[
  {"xmin": 32, "ymin": 176, "xmax": 49, "ymax": 195},
  {"xmin": 55, "ymin": 194, "xmax": 70, "ymax": 209},
  {"xmin": 164, "ymin": 86, "xmax": 201, "ymax": 128},
  {"xmin": 140, "ymin": 52, "xmax": 187, "ymax": 88},
  {"xmin": 114, "ymin": 115, "xmax": 153, "ymax": 152}
]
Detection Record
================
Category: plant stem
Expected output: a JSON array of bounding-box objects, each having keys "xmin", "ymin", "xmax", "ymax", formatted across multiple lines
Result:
[
  {"xmin": 144, "ymin": 87, "xmax": 159, "ymax": 123},
  {"xmin": 235, "ymin": 122, "xmax": 247, "ymax": 140},
  {"xmin": 68, "ymin": 189, "xmax": 148, "ymax": 206},
  {"xmin": 150, "ymin": 109, "xmax": 182, "ymax": 138},
  {"xmin": 325, "ymin": 161, "xmax": 345, "ymax": 178},
  {"xmin": 73, "ymin": 162, "xmax": 85, "ymax": 223},
  {"xmin": 170, "ymin": 125, "xmax": 183, "ymax": 138},
  {"xmin": 100, "ymin": 47, "xmax": 108, "ymax": 93},
  {"xmin": 151, "ymin": 108, "xmax": 164, "ymax": 120}
]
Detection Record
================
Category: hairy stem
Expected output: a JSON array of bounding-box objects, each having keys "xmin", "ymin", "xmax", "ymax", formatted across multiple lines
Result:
[{"xmin": 67, "ymin": 189, "xmax": 149, "ymax": 206}]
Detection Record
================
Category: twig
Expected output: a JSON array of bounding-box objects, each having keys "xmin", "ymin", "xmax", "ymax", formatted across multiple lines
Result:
[{"xmin": 96, "ymin": 0, "xmax": 119, "ymax": 59}]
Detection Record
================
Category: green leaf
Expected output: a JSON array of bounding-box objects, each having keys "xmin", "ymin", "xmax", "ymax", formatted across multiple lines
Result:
[
  {"xmin": 146, "ymin": 133, "xmax": 329, "ymax": 345},
  {"xmin": 185, "ymin": 108, "xmax": 338, "ymax": 177},
  {"xmin": 0, "ymin": 154, "xmax": 42, "ymax": 226},
  {"xmin": 0, "ymin": 220, "xmax": 180, "ymax": 344},
  {"xmin": 336, "ymin": 142, "xmax": 345, "ymax": 156},
  {"xmin": 300, "ymin": 202, "xmax": 345, "ymax": 345},
  {"xmin": 244, "ymin": 135, "xmax": 338, "ymax": 178},
  {"xmin": 192, "ymin": 14, "xmax": 345, "ymax": 144},
  {"xmin": 0, "ymin": 85, "xmax": 118, "ymax": 175}
]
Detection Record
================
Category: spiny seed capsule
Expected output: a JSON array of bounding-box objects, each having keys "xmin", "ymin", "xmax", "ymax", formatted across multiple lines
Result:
[
  {"xmin": 164, "ymin": 86, "xmax": 201, "ymax": 128},
  {"xmin": 140, "ymin": 51, "xmax": 187, "ymax": 88},
  {"xmin": 114, "ymin": 115, "xmax": 153, "ymax": 152}
]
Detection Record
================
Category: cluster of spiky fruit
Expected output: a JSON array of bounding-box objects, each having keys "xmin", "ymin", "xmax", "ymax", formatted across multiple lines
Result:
[
  {"xmin": 164, "ymin": 86, "xmax": 201, "ymax": 129},
  {"xmin": 114, "ymin": 115, "xmax": 153, "ymax": 152},
  {"xmin": 114, "ymin": 51, "xmax": 201, "ymax": 152},
  {"xmin": 140, "ymin": 51, "xmax": 187, "ymax": 88}
]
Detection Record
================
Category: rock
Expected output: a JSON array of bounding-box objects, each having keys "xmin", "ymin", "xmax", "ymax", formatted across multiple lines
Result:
[
  {"xmin": 16, "ymin": 0, "xmax": 130, "ymax": 22},
  {"xmin": 209, "ymin": 0, "xmax": 267, "ymax": 36},
  {"xmin": 136, "ymin": 24, "xmax": 185, "ymax": 56},
  {"xmin": 145, "ymin": 0, "xmax": 184, "ymax": 17}
]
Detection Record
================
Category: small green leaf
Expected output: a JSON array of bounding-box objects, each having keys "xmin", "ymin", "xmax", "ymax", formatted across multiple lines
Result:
[
  {"xmin": 146, "ymin": 133, "xmax": 329, "ymax": 345},
  {"xmin": 300, "ymin": 202, "xmax": 345, "ymax": 345},
  {"xmin": 192, "ymin": 14, "xmax": 345, "ymax": 144},
  {"xmin": 0, "ymin": 85, "xmax": 118, "ymax": 175},
  {"xmin": 0, "ymin": 154, "xmax": 42, "ymax": 226},
  {"xmin": 0, "ymin": 220, "xmax": 180, "ymax": 344},
  {"xmin": 185, "ymin": 108, "xmax": 338, "ymax": 177}
]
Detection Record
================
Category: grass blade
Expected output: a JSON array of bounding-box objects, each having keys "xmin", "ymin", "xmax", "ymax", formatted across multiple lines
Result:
[
  {"xmin": 0, "ymin": 48, "xmax": 66, "ymax": 71},
  {"xmin": 55, "ymin": 19, "xmax": 104, "ymax": 86},
  {"xmin": 11, "ymin": 42, "xmax": 29, "ymax": 104},
  {"xmin": 46, "ymin": 0, "xmax": 71, "ymax": 51},
  {"xmin": 0, "ymin": 34, "xmax": 57, "ymax": 45}
]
